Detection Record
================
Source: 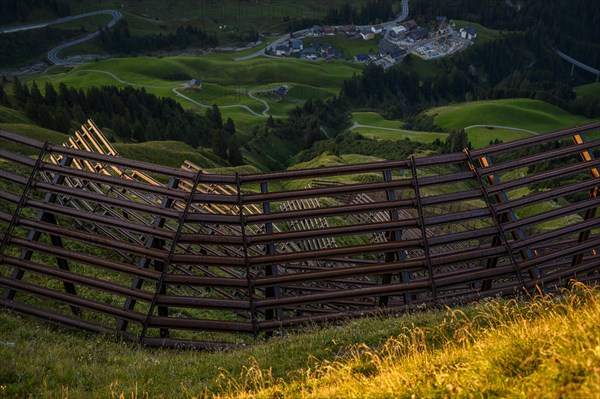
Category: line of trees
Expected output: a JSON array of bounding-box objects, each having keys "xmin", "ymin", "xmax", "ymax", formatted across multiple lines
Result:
[
  {"xmin": 0, "ymin": 0, "xmax": 69, "ymax": 25},
  {"xmin": 5, "ymin": 78, "xmax": 213, "ymax": 147},
  {"xmin": 207, "ymin": 104, "xmax": 243, "ymax": 166},
  {"xmin": 338, "ymin": 29, "xmax": 600, "ymax": 119},
  {"xmin": 324, "ymin": 0, "xmax": 395, "ymax": 25},
  {"xmin": 98, "ymin": 20, "xmax": 219, "ymax": 54},
  {"xmin": 0, "ymin": 27, "xmax": 80, "ymax": 67}
]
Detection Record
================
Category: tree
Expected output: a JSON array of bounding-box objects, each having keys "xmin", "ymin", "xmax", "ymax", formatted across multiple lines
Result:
[
  {"xmin": 445, "ymin": 129, "xmax": 471, "ymax": 153},
  {"xmin": 44, "ymin": 82, "xmax": 57, "ymax": 106},
  {"xmin": 0, "ymin": 82, "xmax": 9, "ymax": 106},
  {"xmin": 12, "ymin": 77, "xmax": 29, "ymax": 104},
  {"xmin": 224, "ymin": 117, "xmax": 236, "ymax": 135},
  {"xmin": 212, "ymin": 129, "xmax": 228, "ymax": 160},
  {"xmin": 206, "ymin": 103, "xmax": 222, "ymax": 129},
  {"xmin": 227, "ymin": 134, "xmax": 243, "ymax": 166},
  {"xmin": 29, "ymin": 81, "xmax": 43, "ymax": 104}
]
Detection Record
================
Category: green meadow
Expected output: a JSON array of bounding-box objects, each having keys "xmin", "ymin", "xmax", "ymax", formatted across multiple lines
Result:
[
  {"xmin": 427, "ymin": 98, "xmax": 597, "ymax": 147},
  {"xmin": 575, "ymin": 82, "xmax": 600, "ymax": 98},
  {"xmin": 452, "ymin": 19, "xmax": 503, "ymax": 46},
  {"xmin": 428, "ymin": 99, "xmax": 593, "ymax": 132},
  {"xmin": 350, "ymin": 112, "xmax": 448, "ymax": 143},
  {"xmin": 352, "ymin": 127, "xmax": 447, "ymax": 143},
  {"xmin": 352, "ymin": 111, "xmax": 404, "ymax": 129}
]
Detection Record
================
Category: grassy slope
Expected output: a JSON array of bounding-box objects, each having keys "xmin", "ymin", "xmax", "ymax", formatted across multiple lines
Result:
[
  {"xmin": 428, "ymin": 98, "xmax": 596, "ymax": 148},
  {"xmin": 575, "ymin": 82, "xmax": 600, "ymax": 98},
  {"xmin": 34, "ymin": 54, "xmax": 361, "ymax": 132},
  {"xmin": 0, "ymin": 123, "xmax": 227, "ymax": 169},
  {"xmin": 353, "ymin": 127, "xmax": 447, "ymax": 143},
  {"xmin": 1, "ymin": 286, "xmax": 597, "ymax": 398},
  {"xmin": 215, "ymin": 285, "xmax": 600, "ymax": 399},
  {"xmin": 352, "ymin": 112, "xmax": 404, "ymax": 129},
  {"xmin": 303, "ymin": 35, "xmax": 380, "ymax": 58},
  {"xmin": 351, "ymin": 112, "xmax": 448, "ymax": 143},
  {"xmin": 452, "ymin": 19, "xmax": 503, "ymax": 46}
]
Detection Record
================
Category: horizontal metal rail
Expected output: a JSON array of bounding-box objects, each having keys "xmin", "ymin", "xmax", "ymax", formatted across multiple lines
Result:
[{"xmin": 1, "ymin": 122, "xmax": 599, "ymax": 348}]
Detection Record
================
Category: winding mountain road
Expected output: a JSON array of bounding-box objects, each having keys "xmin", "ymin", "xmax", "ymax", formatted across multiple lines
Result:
[{"xmin": 0, "ymin": 10, "xmax": 122, "ymax": 65}]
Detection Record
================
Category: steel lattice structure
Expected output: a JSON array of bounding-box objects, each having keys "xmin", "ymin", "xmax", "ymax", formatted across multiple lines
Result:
[{"xmin": 0, "ymin": 121, "xmax": 599, "ymax": 348}]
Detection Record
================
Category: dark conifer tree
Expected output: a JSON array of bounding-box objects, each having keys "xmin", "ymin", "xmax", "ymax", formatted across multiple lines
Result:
[
  {"xmin": 212, "ymin": 129, "xmax": 228, "ymax": 160},
  {"xmin": 206, "ymin": 104, "xmax": 223, "ymax": 129},
  {"xmin": 224, "ymin": 117, "xmax": 236, "ymax": 135},
  {"xmin": 227, "ymin": 134, "xmax": 243, "ymax": 166}
]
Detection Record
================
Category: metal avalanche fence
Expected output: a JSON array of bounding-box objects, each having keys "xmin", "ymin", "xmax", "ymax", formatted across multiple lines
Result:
[{"xmin": 0, "ymin": 120, "xmax": 599, "ymax": 348}]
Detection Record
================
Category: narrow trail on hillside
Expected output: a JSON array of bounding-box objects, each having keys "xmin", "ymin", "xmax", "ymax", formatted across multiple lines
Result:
[
  {"xmin": 247, "ymin": 90, "xmax": 271, "ymax": 116},
  {"xmin": 172, "ymin": 88, "xmax": 268, "ymax": 117}
]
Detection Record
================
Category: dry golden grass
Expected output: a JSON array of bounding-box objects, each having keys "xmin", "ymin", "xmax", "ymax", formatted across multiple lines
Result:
[{"xmin": 212, "ymin": 284, "xmax": 600, "ymax": 399}]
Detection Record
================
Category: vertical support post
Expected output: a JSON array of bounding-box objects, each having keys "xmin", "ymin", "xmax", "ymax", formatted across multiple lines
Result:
[
  {"xmin": 465, "ymin": 150, "xmax": 527, "ymax": 292},
  {"xmin": 1, "ymin": 142, "xmax": 49, "ymax": 258},
  {"xmin": 116, "ymin": 177, "xmax": 179, "ymax": 333},
  {"xmin": 238, "ymin": 174, "xmax": 258, "ymax": 337},
  {"xmin": 261, "ymin": 182, "xmax": 281, "ymax": 337},
  {"xmin": 139, "ymin": 173, "xmax": 202, "ymax": 343},
  {"xmin": 379, "ymin": 169, "xmax": 410, "ymax": 306},
  {"xmin": 2, "ymin": 144, "xmax": 80, "ymax": 313},
  {"xmin": 570, "ymin": 133, "xmax": 600, "ymax": 266},
  {"xmin": 410, "ymin": 157, "xmax": 437, "ymax": 303}
]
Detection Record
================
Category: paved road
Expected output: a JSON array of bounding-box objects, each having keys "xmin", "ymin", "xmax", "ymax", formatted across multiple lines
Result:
[
  {"xmin": 235, "ymin": 0, "xmax": 409, "ymax": 62},
  {"xmin": 172, "ymin": 88, "xmax": 267, "ymax": 117},
  {"xmin": 0, "ymin": 10, "xmax": 122, "ymax": 65},
  {"xmin": 247, "ymin": 90, "xmax": 271, "ymax": 116},
  {"xmin": 463, "ymin": 124, "xmax": 539, "ymax": 135},
  {"xmin": 0, "ymin": 10, "xmax": 121, "ymax": 34}
]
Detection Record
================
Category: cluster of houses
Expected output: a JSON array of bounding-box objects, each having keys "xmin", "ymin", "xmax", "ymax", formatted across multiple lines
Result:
[
  {"xmin": 269, "ymin": 17, "xmax": 477, "ymax": 65},
  {"xmin": 459, "ymin": 26, "xmax": 478, "ymax": 40},
  {"xmin": 308, "ymin": 24, "xmax": 387, "ymax": 41},
  {"xmin": 273, "ymin": 39, "xmax": 344, "ymax": 60}
]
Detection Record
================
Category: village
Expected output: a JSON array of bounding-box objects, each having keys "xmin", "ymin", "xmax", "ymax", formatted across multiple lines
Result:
[{"xmin": 266, "ymin": 17, "xmax": 477, "ymax": 68}]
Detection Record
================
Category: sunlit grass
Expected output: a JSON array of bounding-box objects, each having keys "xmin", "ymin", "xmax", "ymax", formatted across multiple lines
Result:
[
  {"xmin": 214, "ymin": 284, "xmax": 600, "ymax": 399},
  {"xmin": 1, "ymin": 257, "xmax": 598, "ymax": 397}
]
